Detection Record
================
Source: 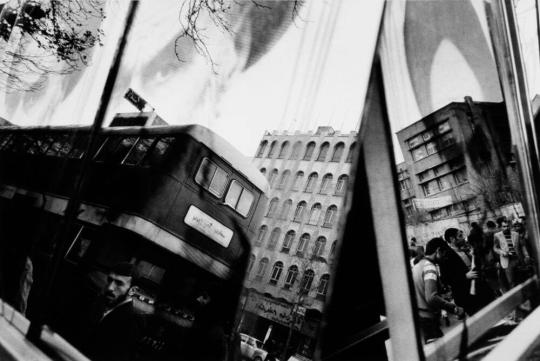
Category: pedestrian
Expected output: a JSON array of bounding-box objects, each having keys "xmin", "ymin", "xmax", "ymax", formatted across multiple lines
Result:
[
  {"xmin": 467, "ymin": 222, "xmax": 496, "ymax": 312},
  {"xmin": 439, "ymin": 228, "xmax": 478, "ymax": 314},
  {"xmin": 413, "ymin": 245, "xmax": 425, "ymax": 266},
  {"xmin": 482, "ymin": 220, "xmax": 502, "ymax": 297},
  {"xmin": 85, "ymin": 262, "xmax": 144, "ymax": 361},
  {"xmin": 412, "ymin": 237, "xmax": 465, "ymax": 343},
  {"xmin": 493, "ymin": 220, "xmax": 530, "ymax": 291}
]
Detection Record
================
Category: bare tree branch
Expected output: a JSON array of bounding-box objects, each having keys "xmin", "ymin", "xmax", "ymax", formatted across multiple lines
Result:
[{"xmin": 0, "ymin": 0, "xmax": 105, "ymax": 92}]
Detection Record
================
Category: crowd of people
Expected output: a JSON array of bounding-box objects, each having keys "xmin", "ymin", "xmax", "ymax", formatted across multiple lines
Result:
[{"xmin": 410, "ymin": 216, "xmax": 534, "ymax": 343}]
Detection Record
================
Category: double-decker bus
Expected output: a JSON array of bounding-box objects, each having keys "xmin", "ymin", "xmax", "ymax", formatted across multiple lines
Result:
[{"xmin": 0, "ymin": 115, "xmax": 269, "ymax": 360}]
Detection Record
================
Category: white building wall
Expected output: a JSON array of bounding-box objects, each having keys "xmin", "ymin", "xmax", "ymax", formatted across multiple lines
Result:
[{"xmin": 246, "ymin": 127, "xmax": 356, "ymax": 311}]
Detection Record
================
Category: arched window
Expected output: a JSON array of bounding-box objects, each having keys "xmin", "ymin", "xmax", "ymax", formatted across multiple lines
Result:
[
  {"xmin": 266, "ymin": 198, "xmax": 279, "ymax": 217},
  {"xmin": 335, "ymin": 175, "xmax": 349, "ymax": 195},
  {"xmin": 281, "ymin": 230, "xmax": 295, "ymax": 253},
  {"xmin": 293, "ymin": 201, "xmax": 307, "ymax": 222},
  {"xmin": 256, "ymin": 258, "xmax": 269, "ymax": 279},
  {"xmin": 300, "ymin": 269, "xmax": 315, "ymax": 293},
  {"xmin": 292, "ymin": 171, "xmax": 304, "ymax": 191},
  {"xmin": 330, "ymin": 240, "xmax": 337, "ymax": 259},
  {"xmin": 267, "ymin": 228, "xmax": 281, "ymax": 250},
  {"xmin": 268, "ymin": 141, "xmax": 278, "ymax": 158},
  {"xmin": 317, "ymin": 274, "xmax": 330, "ymax": 297},
  {"xmin": 296, "ymin": 233, "xmax": 310, "ymax": 256},
  {"xmin": 269, "ymin": 261, "xmax": 284, "ymax": 285},
  {"xmin": 331, "ymin": 142, "xmax": 345, "ymax": 162},
  {"xmin": 277, "ymin": 170, "xmax": 291, "ymax": 189},
  {"xmin": 247, "ymin": 254, "xmax": 256, "ymax": 275},
  {"xmin": 256, "ymin": 225, "xmax": 268, "ymax": 246},
  {"xmin": 268, "ymin": 169, "xmax": 279, "ymax": 188},
  {"xmin": 284, "ymin": 265, "xmax": 299, "ymax": 288},
  {"xmin": 323, "ymin": 205, "xmax": 338, "ymax": 228},
  {"xmin": 320, "ymin": 173, "xmax": 333, "ymax": 194},
  {"xmin": 290, "ymin": 141, "xmax": 302, "ymax": 160},
  {"xmin": 316, "ymin": 142, "xmax": 330, "ymax": 161},
  {"xmin": 308, "ymin": 203, "xmax": 321, "ymax": 225},
  {"xmin": 346, "ymin": 142, "xmax": 356, "ymax": 163},
  {"xmin": 304, "ymin": 172, "xmax": 318, "ymax": 193},
  {"xmin": 256, "ymin": 140, "xmax": 268, "ymax": 158},
  {"xmin": 303, "ymin": 142, "xmax": 316, "ymax": 161},
  {"xmin": 313, "ymin": 236, "xmax": 326, "ymax": 257},
  {"xmin": 279, "ymin": 199, "xmax": 293, "ymax": 220},
  {"xmin": 260, "ymin": 167, "xmax": 266, "ymax": 175},
  {"xmin": 278, "ymin": 141, "xmax": 290, "ymax": 159}
]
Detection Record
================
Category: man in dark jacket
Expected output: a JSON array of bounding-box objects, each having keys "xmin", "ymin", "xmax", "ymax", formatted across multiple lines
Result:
[
  {"xmin": 440, "ymin": 228, "xmax": 478, "ymax": 315},
  {"xmin": 86, "ymin": 262, "xmax": 144, "ymax": 361}
]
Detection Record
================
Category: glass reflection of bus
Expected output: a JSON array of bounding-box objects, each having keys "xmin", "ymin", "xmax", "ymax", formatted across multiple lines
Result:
[{"xmin": 0, "ymin": 116, "xmax": 269, "ymax": 360}]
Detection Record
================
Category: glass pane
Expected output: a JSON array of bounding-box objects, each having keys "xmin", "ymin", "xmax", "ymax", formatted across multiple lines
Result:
[
  {"xmin": 124, "ymin": 138, "xmax": 155, "ymax": 165},
  {"xmin": 142, "ymin": 137, "xmax": 174, "ymax": 166},
  {"xmin": 377, "ymin": 0, "xmax": 538, "ymax": 357},
  {"xmin": 195, "ymin": 158, "xmax": 217, "ymax": 190},
  {"xmin": 67, "ymin": 135, "xmax": 88, "ymax": 159},
  {"xmin": 94, "ymin": 137, "xmax": 120, "ymax": 162},
  {"xmin": 0, "ymin": 1, "xmax": 382, "ymax": 360},
  {"xmin": 225, "ymin": 180, "xmax": 242, "ymax": 208},
  {"xmin": 237, "ymin": 189, "xmax": 254, "ymax": 217},
  {"xmin": 209, "ymin": 166, "xmax": 228, "ymax": 197},
  {"xmin": 0, "ymin": 134, "xmax": 12, "ymax": 150}
]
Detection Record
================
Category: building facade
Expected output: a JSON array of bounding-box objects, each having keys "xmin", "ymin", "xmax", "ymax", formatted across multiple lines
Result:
[
  {"xmin": 238, "ymin": 126, "xmax": 356, "ymax": 358},
  {"xmin": 396, "ymin": 99, "xmax": 521, "ymax": 243}
]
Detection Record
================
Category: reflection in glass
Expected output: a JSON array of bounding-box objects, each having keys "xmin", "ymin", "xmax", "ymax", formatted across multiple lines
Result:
[
  {"xmin": 0, "ymin": 1, "xmax": 375, "ymax": 360},
  {"xmin": 380, "ymin": 0, "xmax": 537, "ymax": 354}
]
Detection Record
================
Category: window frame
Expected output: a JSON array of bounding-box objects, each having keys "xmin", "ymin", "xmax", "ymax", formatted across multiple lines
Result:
[
  {"xmin": 316, "ymin": 142, "xmax": 330, "ymax": 161},
  {"xmin": 331, "ymin": 142, "xmax": 345, "ymax": 162},
  {"xmin": 194, "ymin": 157, "xmax": 230, "ymax": 198},
  {"xmin": 224, "ymin": 179, "xmax": 255, "ymax": 218},
  {"xmin": 284, "ymin": 265, "xmax": 299, "ymax": 289},
  {"xmin": 281, "ymin": 230, "xmax": 295, "ymax": 253},
  {"xmin": 269, "ymin": 261, "xmax": 284, "ymax": 285}
]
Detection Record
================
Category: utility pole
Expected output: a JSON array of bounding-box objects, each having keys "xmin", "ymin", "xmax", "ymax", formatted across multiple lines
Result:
[{"xmin": 281, "ymin": 293, "xmax": 305, "ymax": 361}]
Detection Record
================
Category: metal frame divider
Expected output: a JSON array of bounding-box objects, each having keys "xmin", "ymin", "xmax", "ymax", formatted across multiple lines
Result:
[
  {"xmin": 361, "ymin": 56, "xmax": 425, "ymax": 361},
  {"xmin": 482, "ymin": 0, "xmax": 540, "ymax": 356}
]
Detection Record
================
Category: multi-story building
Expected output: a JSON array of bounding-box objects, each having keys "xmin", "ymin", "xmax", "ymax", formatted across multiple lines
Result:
[
  {"xmin": 397, "ymin": 161, "xmax": 415, "ymax": 218},
  {"xmin": 396, "ymin": 98, "xmax": 520, "ymax": 242},
  {"xmin": 239, "ymin": 126, "xmax": 356, "ymax": 358}
]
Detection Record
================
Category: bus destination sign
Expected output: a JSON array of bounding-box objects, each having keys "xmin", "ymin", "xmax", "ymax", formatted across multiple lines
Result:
[{"xmin": 184, "ymin": 205, "xmax": 233, "ymax": 247}]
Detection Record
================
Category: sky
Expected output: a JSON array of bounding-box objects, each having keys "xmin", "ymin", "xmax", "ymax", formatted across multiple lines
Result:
[
  {"xmin": 1, "ymin": 0, "xmax": 538, "ymax": 160},
  {"xmin": 0, "ymin": 0, "xmax": 385, "ymax": 157}
]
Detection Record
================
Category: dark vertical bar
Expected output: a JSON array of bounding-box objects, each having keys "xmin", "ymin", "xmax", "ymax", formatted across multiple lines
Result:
[
  {"xmin": 26, "ymin": 0, "xmax": 140, "ymax": 342},
  {"xmin": 536, "ymin": 0, "xmax": 540, "ymax": 67}
]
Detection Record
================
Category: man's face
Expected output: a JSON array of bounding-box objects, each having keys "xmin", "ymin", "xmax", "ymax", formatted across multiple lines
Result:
[
  {"xmin": 104, "ymin": 273, "xmax": 132, "ymax": 306},
  {"xmin": 454, "ymin": 231, "xmax": 466, "ymax": 248},
  {"xmin": 502, "ymin": 222, "xmax": 511, "ymax": 234},
  {"xmin": 435, "ymin": 247, "xmax": 449, "ymax": 264}
]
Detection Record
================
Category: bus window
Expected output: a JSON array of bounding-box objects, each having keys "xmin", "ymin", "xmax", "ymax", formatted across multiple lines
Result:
[
  {"xmin": 123, "ymin": 137, "xmax": 156, "ymax": 165},
  {"xmin": 65, "ymin": 226, "xmax": 93, "ymax": 264},
  {"xmin": 0, "ymin": 134, "xmax": 12, "ymax": 150},
  {"xmin": 57, "ymin": 140, "xmax": 74, "ymax": 157},
  {"xmin": 45, "ymin": 134, "xmax": 68, "ymax": 156},
  {"xmin": 195, "ymin": 157, "xmax": 229, "ymax": 198},
  {"xmin": 141, "ymin": 136, "xmax": 174, "ymax": 167},
  {"xmin": 95, "ymin": 136, "xmax": 137, "ymax": 163},
  {"xmin": 67, "ymin": 135, "xmax": 88, "ymax": 159},
  {"xmin": 7, "ymin": 134, "xmax": 32, "ymax": 153},
  {"xmin": 27, "ymin": 136, "xmax": 53, "ymax": 155},
  {"xmin": 224, "ymin": 180, "xmax": 254, "ymax": 217}
]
